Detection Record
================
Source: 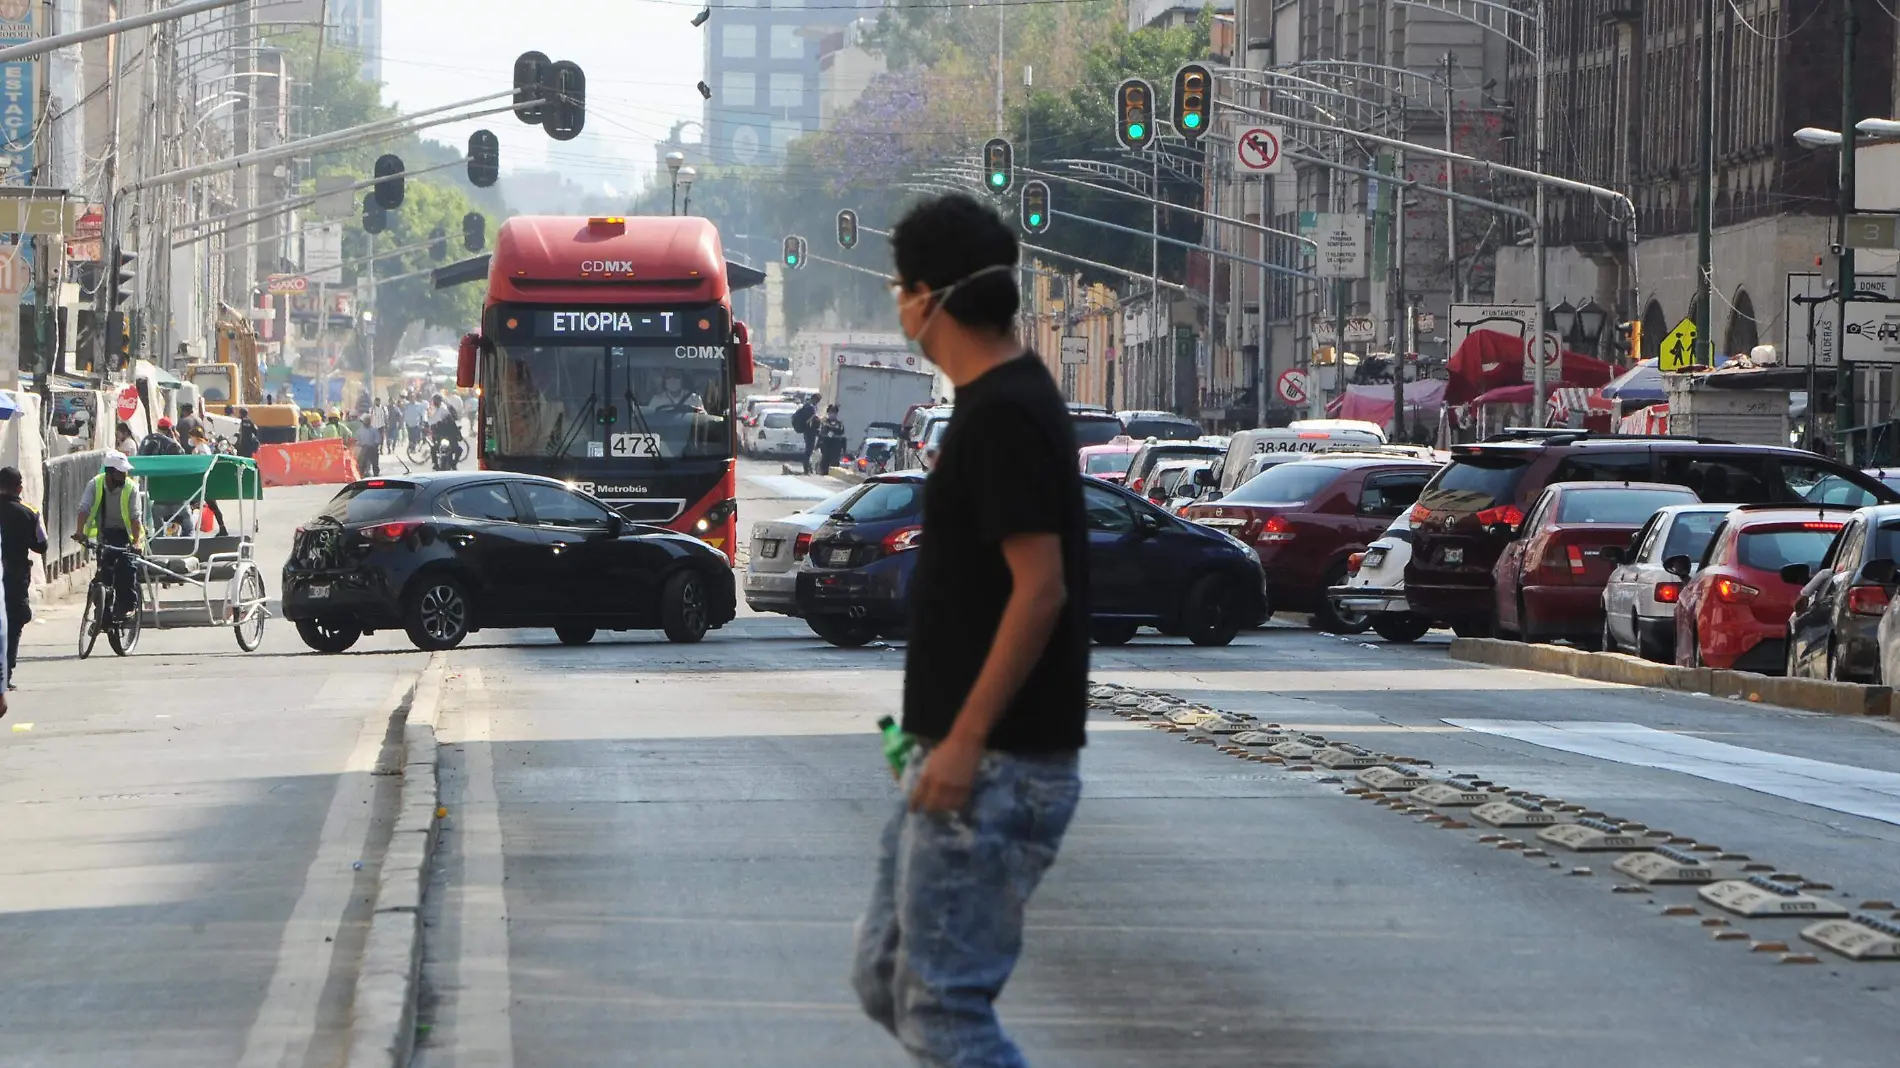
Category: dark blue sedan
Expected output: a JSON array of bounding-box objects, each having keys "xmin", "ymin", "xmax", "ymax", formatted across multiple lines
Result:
[{"xmin": 795, "ymin": 473, "xmax": 1267, "ymax": 647}]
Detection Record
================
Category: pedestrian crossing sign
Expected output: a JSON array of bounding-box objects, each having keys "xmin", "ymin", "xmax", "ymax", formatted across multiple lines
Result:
[{"xmin": 1660, "ymin": 316, "xmax": 1699, "ymax": 372}]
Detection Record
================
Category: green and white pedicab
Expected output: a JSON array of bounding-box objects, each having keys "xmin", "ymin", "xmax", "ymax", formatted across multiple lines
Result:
[{"xmin": 114, "ymin": 453, "xmax": 269, "ymax": 653}]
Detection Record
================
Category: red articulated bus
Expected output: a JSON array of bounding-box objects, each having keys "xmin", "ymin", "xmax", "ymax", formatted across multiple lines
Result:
[{"xmin": 458, "ymin": 215, "xmax": 763, "ymax": 562}]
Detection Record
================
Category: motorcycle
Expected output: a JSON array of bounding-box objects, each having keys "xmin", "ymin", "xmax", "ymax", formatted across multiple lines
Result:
[{"xmin": 431, "ymin": 429, "xmax": 468, "ymax": 471}]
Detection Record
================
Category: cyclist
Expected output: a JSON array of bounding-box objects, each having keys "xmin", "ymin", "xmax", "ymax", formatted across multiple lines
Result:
[{"xmin": 73, "ymin": 451, "xmax": 143, "ymax": 622}]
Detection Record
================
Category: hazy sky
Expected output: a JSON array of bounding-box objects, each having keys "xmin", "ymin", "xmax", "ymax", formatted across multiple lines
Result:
[{"xmin": 380, "ymin": 0, "xmax": 710, "ymax": 193}]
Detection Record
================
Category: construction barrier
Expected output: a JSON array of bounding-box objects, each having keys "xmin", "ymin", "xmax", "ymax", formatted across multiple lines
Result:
[{"xmin": 253, "ymin": 438, "xmax": 361, "ymax": 488}]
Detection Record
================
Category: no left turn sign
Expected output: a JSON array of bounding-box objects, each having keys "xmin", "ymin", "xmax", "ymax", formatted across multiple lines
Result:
[{"xmin": 1236, "ymin": 127, "xmax": 1284, "ymax": 173}]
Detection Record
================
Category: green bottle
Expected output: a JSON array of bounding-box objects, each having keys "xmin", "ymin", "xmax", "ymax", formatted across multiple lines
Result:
[{"xmin": 876, "ymin": 716, "xmax": 914, "ymax": 780}]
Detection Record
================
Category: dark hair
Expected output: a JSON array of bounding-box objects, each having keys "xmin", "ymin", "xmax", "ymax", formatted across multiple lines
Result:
[
  {"xmin": 0, "ymin": 467, "xmax": 19, "ymax": 490},
  {"xmin": 890, "ymin": 193, "xmax": 1019, "ymax": 334}
]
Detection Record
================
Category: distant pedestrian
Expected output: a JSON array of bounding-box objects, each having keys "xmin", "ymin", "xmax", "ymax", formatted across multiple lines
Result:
[
  {"xmin": 175, "ymin": 402, "xmax": 205, "ymax": 445},
  {"xmin": 370, "ymin": 399, "xmax": 393, "ymax": 453},
  {"xmin": 115, "ymin": 422, "xmax": 136, "ymax": 453},
  {"xmin": 0, "ymin": 467, "xmax": 47, "ymax": 692},
  {"xmin": 850, "ymin": 193, "xmax": 1087, "ymax": 1067},
  {"xmin": 817, "ymin": 405, "xmax": 846, "ymax": 472},
  {"xmin": 139, "ymin": 418, "xmax": 184, "ymax": 456},
  {"xmin": 235, "ymin": 407, "xmax": 261, "ymax": 458},
  {"xmin": 792, "ymin": 399, "xmax": 818, "ymax": 474},
  {"xmin": 354, "ymin": 412, "xmax": 382, "ymax": 477},
  {"xmin": 404, "ymin": 394, "xmax": 426, "ymax": 449}
]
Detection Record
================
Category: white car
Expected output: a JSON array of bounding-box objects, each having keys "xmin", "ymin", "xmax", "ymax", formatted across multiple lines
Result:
[
  {"xmin": 749, "ymin": 405, "xmax": 805, "ymax": 460},
  {"xmin": 743, "ymin": 485, "xmax": 863, "ymax": 616},
  {"xmin": 1328, "ymin": 512, "xmax": 1433, "ymax": 643},
  {"xmin": 1144, "ymin": 458, "xmax": 1212, "ymax": 514},
  {"xmin": 1600, "ymin": 503, "xmax": 1729, "ymax": 661}
]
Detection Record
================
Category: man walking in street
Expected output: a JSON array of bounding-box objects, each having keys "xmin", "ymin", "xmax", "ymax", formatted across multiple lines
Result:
[
  {"xmin": 235, "ymin": 407, "xmax": 261, "ymax": 458},
  {"xmin": 792, "ymin": 397, "xmax": 818, "ymax": 474},
  {"xmin": 851, "ymin": 193, "xmax": 1088, "ymax": 1067},
  {"xmin": 404, "ymin": 394, "xmax": 426, "ymax": 452},
  {"xmin": 0, "ymin": 467, "xmax": 47, "ymax": 691}
]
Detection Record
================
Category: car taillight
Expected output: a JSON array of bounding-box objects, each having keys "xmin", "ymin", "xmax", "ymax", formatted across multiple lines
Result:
[
  {"xmin": 793, "ymin": 533, "xmax": 812, "ymax": 560},
  {"xmin": 1130, "ymin": 477, "xmax": 1145, "ymax": 492},
  {"xmin": 1347, "ymin": 552, "xmax": 1365, "ymax": 575},
  {"xmin": 1848, "ymin": 584, "xmax": 1891, "ymax": 616},
  {"xmin": 882, "ymin": 526, "xmax": 923, "ymax": 554},
  {"xmin": 1566, "ymin": 544, "xmax": 1586, "ymax": 575},
  {"xmin": 1258, "ymin": 516, "xmax": 1295, "ymax": 543},
  {"xmin": 1410, "ymin": 504, "xmax": 1432, "ymax": 523},
  {"xmin": 1654, "ymin": 581, "xmax": 1681, "ymax": 604},
  {"xmin": 1476, "ymin": 504, "xmax": 1524, "ymax": 529},
  {"xmin": 1713, "ymin": 578, "xmax": 1759, "ymax": 604},
  {"xmin": 365, "ymin": 521, "xmax": 420, "ymax": 543}
]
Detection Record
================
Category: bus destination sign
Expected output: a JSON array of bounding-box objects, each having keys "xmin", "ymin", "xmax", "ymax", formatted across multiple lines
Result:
[
  {"xmin": 538, "ymin": 310, "xmax": 682, "ymax": 338},
  {"xmin": 491, "ymin": 303, "xmax": 731, "ymax": 346}
]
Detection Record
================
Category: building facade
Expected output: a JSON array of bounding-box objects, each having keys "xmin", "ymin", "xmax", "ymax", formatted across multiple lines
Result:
[{"xmin": 703, "ymin": 0, "xmax": 879, "ymax": 168}]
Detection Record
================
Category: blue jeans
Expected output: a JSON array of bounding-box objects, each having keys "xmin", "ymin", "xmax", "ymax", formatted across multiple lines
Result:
[{"xmin": 852, "ymin": 747, "xmax": 1081, "ymax": 1067}]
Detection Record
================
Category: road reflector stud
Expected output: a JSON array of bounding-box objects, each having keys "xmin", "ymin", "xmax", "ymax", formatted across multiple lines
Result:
[
  {"xmin": 1313, "ymin": 747, "xmax": 1383, "ymax": 769},
  {"xmin": 1750, "ymin": 941, "xmax": 1790, "ymax": 952},
  {"xmin": 1801, "ymin": 881, "xmax": 1834, "ymax": 891},
  {"xmin": 1409, "ymin": 784, "xmax": 1494, "ymax": 807},
  {"xmin": 1472, "ymin": 797, "xmax": 1565, "ymax": 827},
  {"xmin": 1232, "ymin": 730, "xmax": 1287, "ymax": 746},
  {"xmin": 1568, "ymin": 867, "xmax": 1594, "ymax": 876},
  {"xmin": 1801, "ymin": 914, "xmax": 1900, "ymax": 960},
  {"xmin": 1439, "ymin": 820, "xmax": 1471, "ymax": 830},
  {"xmin": 1702, "ymin": 918, "xmax": 1729, "ymax": 927},
  {"xmin": 1479, "ymin": 834, "xmax": 1507, "ymax": 843},
  {"xmin": 1699, "ymin": 875, "xmax": 1851, "ymax": 918},
  {"xmin": 1860, "ymin": 900, "xmax": 1897, "ymax": 910},
  {"xmin": 1270, "ymin": 742, "xmax": 1321, "ymax": 759},
  {"xmin": 1612, "ymin": 884, "xmax": 1648, "ymax": 893},
  {"xmin": 1356, "ymin": 767, "xmax": 1429, "ymax": 791},
  {"xmin": 1712, "ymin": 929, "xmax": 1750, "ymax": 941},
  {"xmin": 1497, "ymin": 840, "xmax": 1526, "ymax": 851},
  {"xmin": 1523, "ymin": 848, "xmax": 1550, "ymax": 858},
  {"xmin": 1288, "ymin": 764, "xmax": 1316, "ymax": 771},
  {"xmin": 1663, "ymin": 905, "xmax": 1699, "ymax": 916},
  {"xmin": 1317, "ymin": 775, "xmax": 1344, "ymax": 784},
  {"xmin": 1539, "ymin": 817, "xmax": 1653, "ymax": 852},
  {"xmin": 1779, "ymin": 953, "xmax": 1822, "ymax": 965},
  {"xmin": 1615, "ymin": 845, "xmax": 1722, "ymax": 885}
]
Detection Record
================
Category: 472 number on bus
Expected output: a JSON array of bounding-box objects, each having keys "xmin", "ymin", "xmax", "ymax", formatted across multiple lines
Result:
[{"xmin": 610, "ymin": 433, "xmax": 662, "ymax": 458}]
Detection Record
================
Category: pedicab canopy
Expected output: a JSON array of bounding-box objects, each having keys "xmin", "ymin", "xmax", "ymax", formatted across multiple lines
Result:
[{"xmin": 126, "ymin": 454, "xmax": 264, "ymax": 501}]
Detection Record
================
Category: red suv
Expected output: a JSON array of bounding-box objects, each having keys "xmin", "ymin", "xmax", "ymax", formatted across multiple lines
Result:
[
  {"xmin": 1405, "ymin": 434, "xmax": 1897, "ymax": 636},
  {"xmin": 1671, "ymin": 506, "xmax": 1848, "ymax": 671},
  {"xmin": 1491, "ymin": 482, "xmax": 1700, "ymax": 644},
  {"xmin": 1185, "ymin": 456, "xmax": 1436, "ymax": 632}
]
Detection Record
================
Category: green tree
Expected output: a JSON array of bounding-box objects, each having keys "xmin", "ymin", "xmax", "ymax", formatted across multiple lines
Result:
[{"xmin": 354, "ymin": 181, "xmax": 487, "ymax": 368}]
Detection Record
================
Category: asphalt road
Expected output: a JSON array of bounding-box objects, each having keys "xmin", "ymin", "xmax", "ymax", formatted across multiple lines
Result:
[{"xmin": 411, "ymin": 459, "xmax": 1900, "ymax": 1068}]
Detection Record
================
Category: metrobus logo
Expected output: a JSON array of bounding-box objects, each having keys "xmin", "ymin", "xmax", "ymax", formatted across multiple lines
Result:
[{"xmin": 580, "ymin": 260, "xmax": 637, "ymax": 272}]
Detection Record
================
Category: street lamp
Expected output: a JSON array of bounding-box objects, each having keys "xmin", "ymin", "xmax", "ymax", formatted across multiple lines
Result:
[
  {"xmin": 666, "ymin": 151, "xmax": 686, "ymax": 215},
  {"xmin": 678, "ymin": 166, "xmax": 697, "ymax": 216},
  {"xmin": 1575, "ymin": 298, "xmax": 1608, "ymax": 348},
  {"xmin": 1548, "ymin": 299, "xmax": 1576, "ymax": 342}
]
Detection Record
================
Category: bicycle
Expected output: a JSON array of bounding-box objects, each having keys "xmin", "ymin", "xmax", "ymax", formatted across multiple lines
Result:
[{"xmin": 78, "ymin": 540, "xmax": 143, "ymax": 658}]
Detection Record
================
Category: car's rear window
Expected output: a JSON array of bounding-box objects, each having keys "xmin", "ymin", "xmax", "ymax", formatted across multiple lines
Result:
[
  {"xmin": 1125, "ymin": 417, "xmax": 1199, "ymax": 441},
  {"xmin": 839, "ymin": 481, "xmax": 923, "ymax": 522},
  {"xmin": 1085, "ymin": 451, "xmax": 1136, "ymax": 475},
  {"xmin": 1556, "ymin": 488, "xmax": 1698, "ymax": 524},
  {"xmin": 1661, "ymin": 512, "xmax": 1725, "ymax": 561},
  {"xmin": 1223, "ymin": 462, "xmax": 1343, "ymax": 505},
  {"xmin": 321, "ymin": 482, "xmax": 418, "ymax": 524},
  {"xmin": 1739, "ymin": 526, "xmax": 1843, "ymax": 571},
  {"xmin": 1072, "ymin": 416, "xmax": 1127, "ymax": 448},
  {"xmin": 1419, "ymin": 456, "xmax": 1530, "ymax": 513},
  {"xmin": 762, "ymin": 412, "xmax": 793, "ymax": 429}
]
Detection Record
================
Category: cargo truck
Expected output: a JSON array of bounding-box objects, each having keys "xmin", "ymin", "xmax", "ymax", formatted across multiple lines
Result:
[{"xmin": 831, "ymin": 364, "xmax": 936, "ymax": 457}]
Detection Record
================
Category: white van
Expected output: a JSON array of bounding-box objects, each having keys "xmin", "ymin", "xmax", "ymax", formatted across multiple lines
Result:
[{"xmin": 1212, "ymin": 427, "xmax": 1387, "ymax": 494}]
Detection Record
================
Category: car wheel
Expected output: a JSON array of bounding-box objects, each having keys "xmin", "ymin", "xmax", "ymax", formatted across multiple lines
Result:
[
  {"xmin": 1090, "ymin": 620, "xmax": 1140, "ymax": 646},
  {"xmin": 1311, "ymin": 566, "xmax": 1371, "ymax": 634},
  {"xmin": 807, "ymin": 614, "xmax": 878, "ymax": 647},
  {"xmin": 296, "ymin": 618, "xmax": 362, "ymax": 653},
  {"xmin": 1371, "ymin": 613, "xmax": 1431, "ymax": 643},
  {"xmin": 661, "ymin": 570, "xmax": 711, "ymax": 644},
  {"xmin": 1184, "ymin": 574, "xmax": 1242, "ymax": 646},
  {"xmin": 555, "ymin": 625, "xmax": 596, "ymax": 646},
  {"xmin": 405, "ymin": 575, "xmax": 471, "ymax": 651}
]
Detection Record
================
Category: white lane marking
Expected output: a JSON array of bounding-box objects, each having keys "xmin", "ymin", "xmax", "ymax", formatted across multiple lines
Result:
[
  {"xmin": 747, "ymin": 474, "xmax": 843, "ymax": 500},
  {"xmin": 451, "ymin": 666, "xmax": 515, "ymax": 1067},
  {"xmin": 238, "ymin": 675, "xmax": 408, "ymax": 1068},
  {"xmin": 1446, "ymin": 719, "xmax": 1900, "ymax": 827}
]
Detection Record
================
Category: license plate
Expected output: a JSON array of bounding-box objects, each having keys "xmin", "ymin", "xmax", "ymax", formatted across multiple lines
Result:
[
  {"xmin": 307, "ymin": 584, "xmax": 331, "ymax": 600},
  {"xmin": 1444, "ymin": 548, "xmax": 1464, "ymax": 565},
  {"xmin": 759, "ymin": 540, "xmax": 781, "ymax": 559},
  {"xmin": 1362, "ymin": 550, "xmax": 1386, "ymax": 569},
  {"xmin": 827, "ymin": 547, "xmax": 853, "ymax": 567}
]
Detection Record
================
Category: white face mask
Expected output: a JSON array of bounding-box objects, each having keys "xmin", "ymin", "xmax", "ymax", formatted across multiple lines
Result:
[{"xmin": 898, "ymin": 264, "xmax": 1016, "ymax": 364}]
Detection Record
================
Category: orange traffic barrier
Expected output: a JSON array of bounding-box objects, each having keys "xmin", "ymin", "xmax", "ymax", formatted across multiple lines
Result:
[{"xmin": 254, "ymin": 438, "xmax": 362, "ymax": 488}]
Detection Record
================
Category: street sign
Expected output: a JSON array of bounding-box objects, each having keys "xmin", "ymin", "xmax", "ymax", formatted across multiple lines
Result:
[
  {"xmin": 1416, "ymin": 312, "xmax": 1436, "ymax": 333},
  {"xmin": 1313, "ymin": 321, "xmax": 1336, "ymax": 347},
  {"xmin": 0, "ymin": 198, "xmax": 72, "ymax": 236},
  {"xmin": 1448, "ymin": 303, "xmax": 1540, "ymax": 377},
  {"xmin": 115, "ymin": 385, "xmax": 140, "ymax": 422},
  {"xmin": 1843, "ymin": 301, "xmax": 1900, "ymax": 364},
  {"xmin": 1059, "ymin": 334, "xmax": 1087, "ymax": 365},
  {"xmin": 1312, "ymin": 214, "xmax": 1365, "ymax": 278},
  {"xmin": 1276, "ymin": 368, "xmax": 1309, "ymax": 404},
  {"xmin": 1659, "ymin": 316, "xmax": 1699, "ymax": 372},
  {"xmin": 306, "ymin": 222, "xmax": 344, "ymax": 285},
  {"xmin": 1784, "ymin": 272, "xmax": 1899, "ymax": 367},
  {"xmin": 1846, "ymin": 213, "xmax": 1898, "ymax": 250},
  {"xmin": 1343, "ymin": 316, "xmax": 1376, "ymax": 343},
  {"xmin": 1235, "ymin": 126, "xmax": 1284, "ymax": 173},
  {"xmin": 266, "ymin": 274, "xmax": 308, "ymax": 295}
]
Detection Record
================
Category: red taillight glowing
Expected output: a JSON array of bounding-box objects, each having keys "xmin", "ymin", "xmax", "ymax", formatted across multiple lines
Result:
[
  {"xmin": 1476, "ymin": 504, "xmax": 1524, "ymax": 529},
  {"xmin": 793, "ymin": 533, "xmax": 812, "ymax": 560},
  {"xmin": 882, "ymin": 525, "xmax": 923, "ymax": 554},
  {"xmin": 1654, "ymin": 581, "xmax": 1681, "ymax": 604},
  {"xmin": 365, "ymin": 480, "xmax": 388, "ymax": 488},
  {"xmin": 1130, "ymin": 477, "xmax": 1145, "ymax": 492},
  {"xmin": 365, "ymin": 521, "xmax": 420, "ymax": 543},
  {"xmin": 1409, "ymin": 504, "xmax": 1433, "ymax": 523},
  {"xmin": 1348, "ymin": 552, "xmax": 1365, "ymax": 575},
  {"xmin": 1258, "ymin": 515, "xmax": 1295, "ymax": 543},
  {"xmin": 1713, "ymin": 577, "xmax": 1759, "ymax": 604},
  {"xmin": 1566, "ymin": 544, "xmax": 1586, "ymax": 575},
  {"xmin": 1802, "ymin": 522, "xmax": 1844, "ymax": 531},
  {"xmin": 1848, "ymin": 584, "xmax": 1891, "ymax": 616}
]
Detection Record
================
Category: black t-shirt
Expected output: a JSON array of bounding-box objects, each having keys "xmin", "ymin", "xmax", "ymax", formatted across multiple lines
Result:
[{"xmin": 902, "ymin": 354, "xmax": 1089, "ymax": 753}]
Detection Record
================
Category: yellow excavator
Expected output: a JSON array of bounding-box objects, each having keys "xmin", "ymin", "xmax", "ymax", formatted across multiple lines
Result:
[{"xmin": 188, "ymin": 304, "xmax": 301, "ymax": 444}]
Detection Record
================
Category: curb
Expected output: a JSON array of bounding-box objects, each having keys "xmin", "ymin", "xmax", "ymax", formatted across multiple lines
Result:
[
  {"xmin": 344, "ymin": 651, "xmax": 448, "ymax": 1068},
  {"xmin": 1448, "ymin": 637, "xmax": 1896, "ymax": 719}
]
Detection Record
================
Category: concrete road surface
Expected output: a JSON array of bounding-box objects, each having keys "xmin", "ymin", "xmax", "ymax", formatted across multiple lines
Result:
[{"xmin": 411, "ymin": 459, "xmax": 1900, "ymax": 1067}]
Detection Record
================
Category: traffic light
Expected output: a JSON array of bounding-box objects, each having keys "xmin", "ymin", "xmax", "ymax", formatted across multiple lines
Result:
[
  {"xmin": 1172, "ymin": 63, "xmax": 1212, "ymax": 140},
  {"xmin": 361, "ymin": 192, "xmax": 387, "ymax": 235},
  {"xmin": 107, "ymin": 310, "xmax": 134, "ymax": 367},
  {"xmin": 431, "ymin": 226, "xmax": 450, "ymax": 261},
  {"xmin": 543, "ymin": 60, "xmax": 586, "ymax": 141},
  {"xmin": 1614, "ymin": 320, "xmax": 1642, "ymax": 359},
  {"xmin": 463, "ymin": 212, "xmax": 486, "ymax": 252},
  {"xmin": 466, "ymin": 129, "xmax": 499, "ymax": 188},
  {"xmin": 1020, "ymin": 181, "xmax": 1051, "ymax": 234},
  {"xmin": 984, "ymin": 137, "xmax": 1013, "ymax": 193},
  {"xmin": 514, "ymin": 51, "xmax": 551, "ymax": 124},
  {"xmin": 783, "ymin": 235, "xmax": 806, "ymax": 269},
  {"xmin": 1116, "ymin": 78, "xmax": 1155, "ymax": 151},
  {"xmin": 108, "ymin": 245, "xmax": 136, "ymax": 311},
  {"xmin": 373, "ymin": 154, "xmax": 405, "ymax": 210},
  {"xmin": 837, "ymin": 209, "xmax": 858, "ymax": 250}
]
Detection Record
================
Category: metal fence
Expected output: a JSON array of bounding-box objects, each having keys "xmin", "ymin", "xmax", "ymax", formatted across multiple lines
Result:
[{"xmin": 43, "ymin": 450, "xmax": 104, "ymax": 582}]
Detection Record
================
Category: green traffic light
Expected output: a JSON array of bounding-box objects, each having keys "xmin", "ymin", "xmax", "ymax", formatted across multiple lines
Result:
[
  {"xmin": 1182, "ymin": 113, "xmax": 1201, "ymax": 129},
  {"xmin": 1127, "ymin": 122, "xmax": 1145, "ymax": 139},
  {"xmin": 990, "ymin": 173, "xmax": 1005, "ymax": 187},
  {"xmin": 1028, "ymin": 213, "xmax": 1042, "ymax": 226},
  {"xmin": 787, "ymin": 255, "xmax": 798, "ymax": 265}
]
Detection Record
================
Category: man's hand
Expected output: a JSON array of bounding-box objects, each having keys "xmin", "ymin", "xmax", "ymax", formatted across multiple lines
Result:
[{"xmin": 909, "ymin": 733, "xmax": 983, "ymax": 814}]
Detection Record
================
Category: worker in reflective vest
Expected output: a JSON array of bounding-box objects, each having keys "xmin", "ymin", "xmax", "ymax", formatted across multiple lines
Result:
[{"xmin": 75, "ymin": 451, "xmax": 144, "ymax": 621}]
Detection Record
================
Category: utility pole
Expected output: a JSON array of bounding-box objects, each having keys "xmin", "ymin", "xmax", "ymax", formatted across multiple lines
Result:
[
  {"xmin": 1837, "ymin": 0, "xmax": 1860, "ymax": 461},
  {"xmin": 226, "ymin": 0, "xmax": 253, "ymax": 310},
  {"xmin": 1392, "ymin": 148, "xmax": 1407, "ymax": 440},
  {"xmin": 1694, "ymin": 0, "xmax": 1714, "ymax": 369},
  {"xmin": 1530, "ymin": 6, "xmax": 1550, "ymax": 421},
  {"xmin": 1444, "ymin": 52, "xmax": 1458, "ymax": 300},
  {"xmin": 94, "ymin": 0, "xmax": 127, "ymax": 378},
  {"xmin": 1150, "ymin": 147, "xmax": 1159, "ymax": 412},
  {"xmin": 1256, "ymin": 167, "xmax": 1269, "ymax": 427}
]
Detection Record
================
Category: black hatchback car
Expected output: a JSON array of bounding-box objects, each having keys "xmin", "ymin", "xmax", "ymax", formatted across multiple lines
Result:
[{"xmin": 283, "ymin": 473, "xmax": 736, "ymax": 652}]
